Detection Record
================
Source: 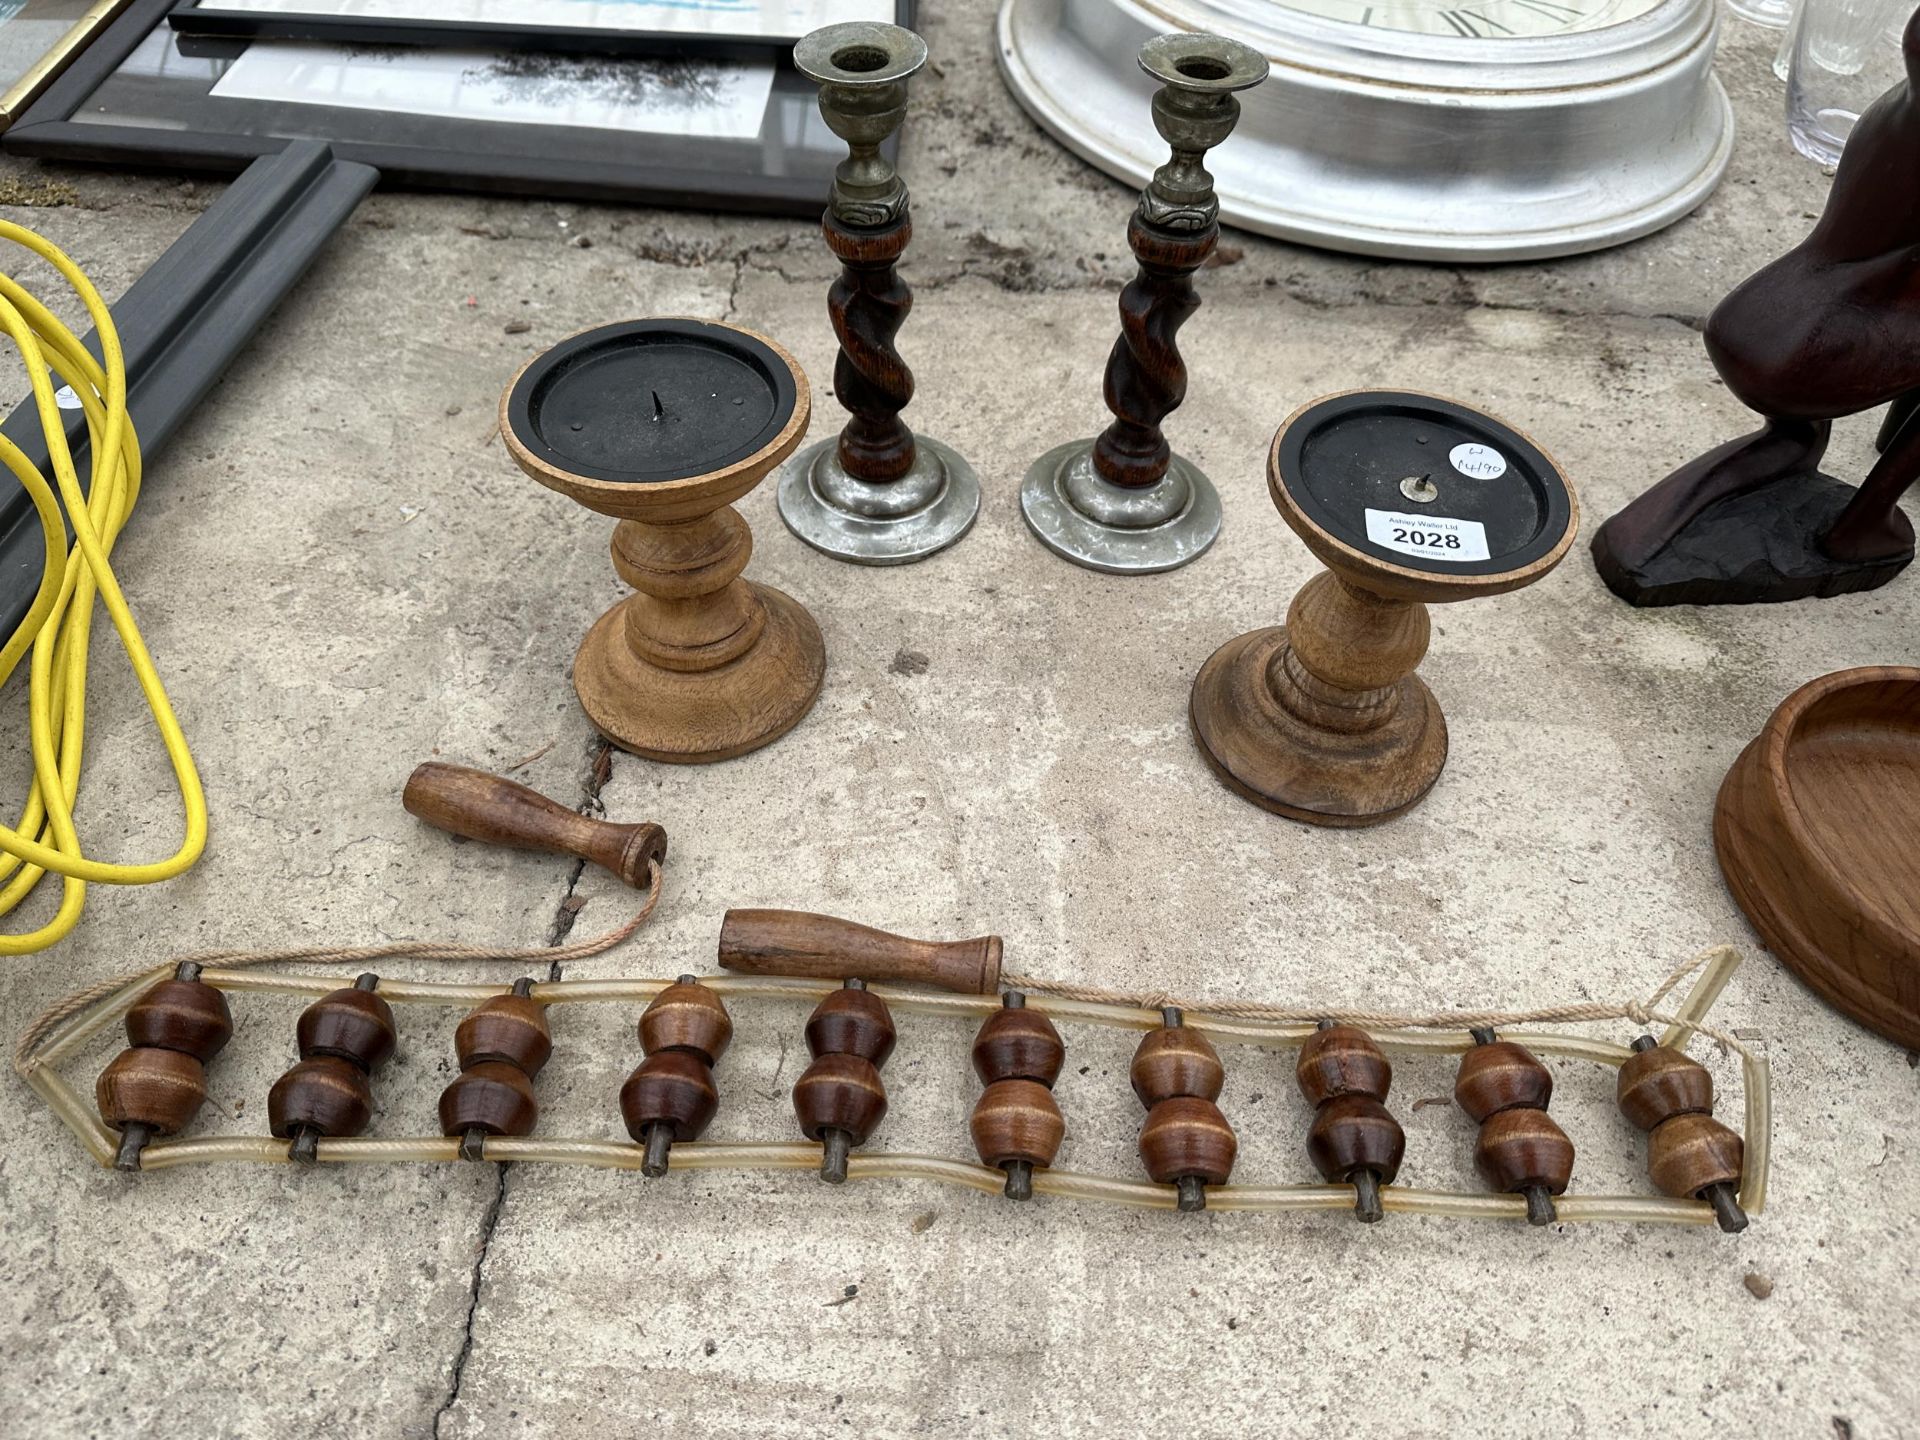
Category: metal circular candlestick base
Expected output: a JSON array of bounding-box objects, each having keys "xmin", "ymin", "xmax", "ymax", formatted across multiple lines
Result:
[
  {"xmin": 1190, "ymin": 626, "xmax": 1448, "ymax": 826},
  {"xmin": 1020, "ymin": 439, "xmax": 1222, "ymax": 574},
  {"xmin": 777, "ymin": 434, "xmax": 981, "ymax": 565}
]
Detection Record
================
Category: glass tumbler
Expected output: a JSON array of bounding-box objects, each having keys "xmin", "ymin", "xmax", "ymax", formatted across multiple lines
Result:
[{"xmin": 1786, "ymin": 0, "xmax": 1910, "ymax": 164}]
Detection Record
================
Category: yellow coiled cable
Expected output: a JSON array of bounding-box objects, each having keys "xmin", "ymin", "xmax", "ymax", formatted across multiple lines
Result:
[{"xmin": 0, "ymin": 221, "xmax": 206, "ymax": 953}]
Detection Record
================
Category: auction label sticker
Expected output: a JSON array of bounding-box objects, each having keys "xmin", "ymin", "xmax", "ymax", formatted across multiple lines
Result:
[
  {"xmin": 1364, "ymin": 509, "xmax": 1491, "ymax": 563},
  {"xmin": 1449, "ymin": 442, "xmax": 1507, "ymax": 480}
]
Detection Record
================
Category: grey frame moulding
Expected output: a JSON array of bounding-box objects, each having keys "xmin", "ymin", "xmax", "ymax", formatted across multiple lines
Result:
[
  {"xmin": 165, "ymin": 0, "xmax": 916, "ymax": 63},
  {"xmin": 0, "ymin": 139, "xmax": 377, "ymax": 641},
  {"xmin": 3, "ymin": 0, "xmax": 897, "ymax": 212}
]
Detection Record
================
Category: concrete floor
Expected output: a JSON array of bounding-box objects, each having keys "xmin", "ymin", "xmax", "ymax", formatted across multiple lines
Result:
[{"xmin": 2, "ymin": 4, "xmax": 1916, "ymax": 1436}]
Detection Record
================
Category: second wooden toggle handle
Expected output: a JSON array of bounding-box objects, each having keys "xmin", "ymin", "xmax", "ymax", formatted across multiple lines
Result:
[
  {"xmin": 718, "ymin": 909, "xmax": 1003, "ymax": 994},
  {"xmin": 403, "ymin": 762, "xmax": 667, "ymax": 889}
]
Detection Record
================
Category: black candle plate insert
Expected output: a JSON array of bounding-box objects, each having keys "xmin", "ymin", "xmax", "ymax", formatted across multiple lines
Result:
[
  {"xmin": 507, "ymin": 319, "xmax": 799, "ymax": 485},
  {"xmin": 1277, "ymin": 392, "xmax": 1573, "ymax": 579}
]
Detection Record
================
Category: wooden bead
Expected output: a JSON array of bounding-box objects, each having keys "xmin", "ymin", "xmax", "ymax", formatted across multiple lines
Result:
[
  {"xmin": 970, "ymin": 1079, "xmax": 1065, "ymax": 1170},
  {"xmin": 455, "ymin": 994, "xmax": 552, "ymax": 1076},
  {"xmin": 1129, "ymin": 1027, "xmax": 1224, "ymax": 1106},
  {"xmin": 638, "ymin": 981, "xmax": 733, "ymax": 1065},
  {"xmin": 440, "ymin": 1062, "xmax": 539, "ymax": 1139},
  {"xmin": 1456, "ymin": 1035, "xmax": 1572, "ymax": 1224},
  {"xmin": 1647, "ymin": 1112, "xmax": 1745, "ymax": 1200},
  {"xmin": 793, "ymin": 1052, "xmax": 888, "ymax": 1145},
  {"xmin": 803, "ymin": 986, "xmax": 896, "ymax": 1066},
  {"xmin": 619, "ymin": 1049, "xmax": 721, "ymax": 1143},
  {"xmin": 1306, "ymin": 1094, "xmax": 1406, "ymax": 1186},
  {"xmin": 125, "ymin": 979, "xmax": 233, "ymax": 1061},
  {"xmin": 1138, "ymin": 1096, "xmax": 1237, "ymax": 1188},
  {"xmin": 1453, "ymin": 1040, "xmax": 1552, "ymax": 1123},
  {"xmin": 1295, "ymin": 1025, "xmax": 1392, "ymax": 1107},
  {"xmin": 1475, "ymin": 1108, "xmax": 1575, "ymax": 1196},
  {"xmin": 1616, "ymin": 1044, "xmax": 1714, "ymax": 1131},
  {"xmin": 96, "ymin": 1047, "xmax": 207, "ymax": 1135},
  {"xmin": 297, "ymin": 985, "xmax": 397, "ymax": 1069},
  {"xmin": 971, "ymin": 1007, "xmax": 1064, "ymax": 1086},
  {"xmin": 1619, "ymin": 1038, "xmax": 1748, "ymax": 1232},
  {"xmin": 1297, "ymin": 1024, "xmax": 1402, "ymax": 1221},
  {"xmin": 268, "ymin": 1056, "xmax": 373, "ymax": 1140}
]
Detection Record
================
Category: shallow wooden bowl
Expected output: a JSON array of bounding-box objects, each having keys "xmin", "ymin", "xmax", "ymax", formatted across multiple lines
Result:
[{"xmin": 1715, "ymin": 666, "xmax": 1920, "ymax": 1049}]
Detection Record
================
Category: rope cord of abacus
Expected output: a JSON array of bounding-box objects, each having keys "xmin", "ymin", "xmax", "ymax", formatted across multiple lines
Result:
[
  {"xmin": 1000, "ymin": 946, "xmax": 1756, "ymax": 1065},
  {"xmin": 0, "ymin": 222, "xmax": 208, "ymax": 953},
  {"xmin": 12, "ymin": 859, "xmax": 665, "ymax": 1076}
]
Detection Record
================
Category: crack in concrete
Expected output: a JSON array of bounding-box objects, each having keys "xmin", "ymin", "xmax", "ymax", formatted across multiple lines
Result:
[
  {"xmin": 431, "ymin": 731, "xmax": 618, "ymax": 1437},
  {"xmin": 432, "ymin": 1163, "xmax": 510, "ymax": 1440}
]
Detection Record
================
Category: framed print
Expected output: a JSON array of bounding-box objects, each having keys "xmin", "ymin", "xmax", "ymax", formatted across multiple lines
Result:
[
  {"xmin": 4, "ymin": 0, "xmax": 892, "ymax": 213},
  {"xmin": 0, "ymin": 0, "xmax": 132, "ymax": 129},
  {"xmin": 165, "ymin": 1, "xmax": 911, "ymax": 61}
]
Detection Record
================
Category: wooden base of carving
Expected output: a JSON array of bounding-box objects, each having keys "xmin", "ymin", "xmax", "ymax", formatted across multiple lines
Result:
[
  {"xmin": 1592, "ymin": 458, "xmax": 1914, "ymax": 608},
  {"xmin": 1190, "ymin": 578, "xmax": 1447, "ymax": 827}
]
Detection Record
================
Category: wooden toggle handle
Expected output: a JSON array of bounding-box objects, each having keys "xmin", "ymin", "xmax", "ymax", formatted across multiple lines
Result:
[
  {"xmin": 403, "ymin": 762, "xmax": 667, "ymax": 890},
  {"xmin": 718, "ymin": 909, "xmax": 1003, "ymax": 994}
]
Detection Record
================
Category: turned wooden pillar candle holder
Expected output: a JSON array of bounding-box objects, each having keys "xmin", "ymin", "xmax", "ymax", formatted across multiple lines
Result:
[
  {"xmin": 1020, "ymin": 32, "xmax": 1267, "ymax": 575},
  {"xmin": 502, "ymin": 318, "xmax": 824, "ymax": 764},
  {"xmin": 1190, "ymin": 392, "xmax": 1578, "ymax": 826},
  {"xmin": 774, "ymin": 22, "xmax": 981, "ymax": 567}
]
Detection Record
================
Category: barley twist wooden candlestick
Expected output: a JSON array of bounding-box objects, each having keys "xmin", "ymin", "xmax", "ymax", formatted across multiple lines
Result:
[
  {"xmin": 502, "ymin": 319, "xmax": 823, "ymax": 763},
  {"xmin": 1021, "ymin": 33, "xmax": 1267, "ymax": 575},
  {"xmin": 1191, "ymin": 392, "xmax": 1578, "ymax": 826},
  {"xmin": 776, "ymin": 22, "xmax": 980, "ymax": 566}
]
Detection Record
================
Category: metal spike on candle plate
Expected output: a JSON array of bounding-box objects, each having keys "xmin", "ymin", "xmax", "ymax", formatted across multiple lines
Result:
[{"xmin": 774, "ymin": 21, "xmax": 982, "ymax": 567}]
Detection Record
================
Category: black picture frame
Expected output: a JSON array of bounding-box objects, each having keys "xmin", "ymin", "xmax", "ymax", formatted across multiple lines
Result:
[
  {"xmin": 0, "ymin": 141, "xmax": 376, "ymax": 640},
  {"xmin": 4, "ymin": 0, "xmax": 896, "ymax": 213},
  {"xmin": 166, "ymin": 0, "xmax": 912, "ymax": 63}
]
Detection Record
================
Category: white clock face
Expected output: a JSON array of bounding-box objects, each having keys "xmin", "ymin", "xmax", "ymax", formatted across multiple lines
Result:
[{"xmin": 1276, "ymin": 0, "xmax": 1665, "ymax": 36}]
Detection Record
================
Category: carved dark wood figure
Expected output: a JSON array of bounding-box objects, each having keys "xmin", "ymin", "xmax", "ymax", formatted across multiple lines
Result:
[
  {"xmin": 778, "ymin": 22, "xmax": 980, "ymax": 565},
  {"xmin": 1592, "ymin": 11, "xmax": 1920, "ymax": 605},
  {"xmin": 1019, "ymin": 33, "xmax": 1268, "ymax": 575}
]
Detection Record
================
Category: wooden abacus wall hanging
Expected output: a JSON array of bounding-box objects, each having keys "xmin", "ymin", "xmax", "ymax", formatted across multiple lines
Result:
[{"xmin": 20, "ymin": 906, "xmax": 1771, "ymax": 1232}]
